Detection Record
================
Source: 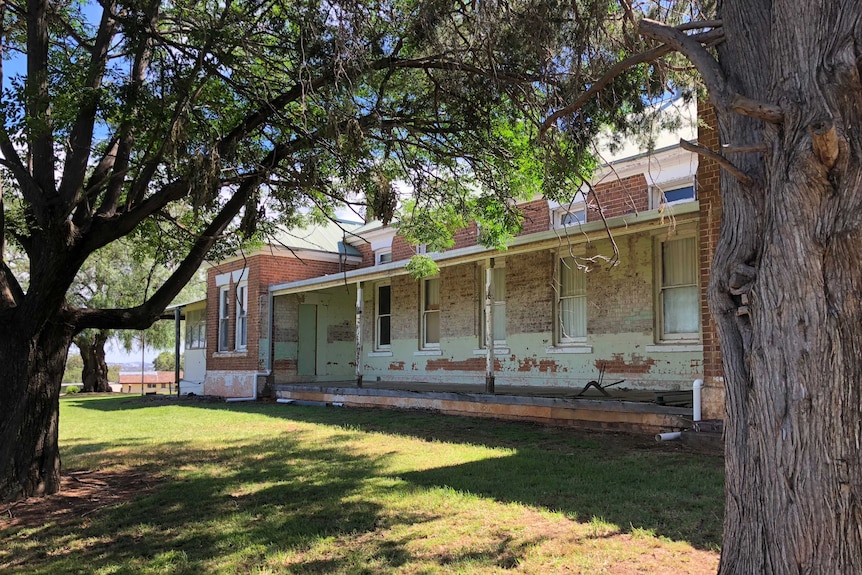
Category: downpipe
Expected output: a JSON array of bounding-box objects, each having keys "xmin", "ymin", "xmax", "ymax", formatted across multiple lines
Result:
[{"xmin": 655, "ymin": 378, "xmax": 704, "ymax": 442}]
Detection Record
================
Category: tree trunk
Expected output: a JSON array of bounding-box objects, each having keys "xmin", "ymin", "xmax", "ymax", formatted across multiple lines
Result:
[
  {"xmin": 0, "ymin": 322, "xmax": 72, "ymax": 502},
  {"xmin": 78, "ymin": 330, "xmax": 111, "ymax": 393},
  {"xmin": 714, "ymin": 2, "xmax": 862, "ymax": 572}
]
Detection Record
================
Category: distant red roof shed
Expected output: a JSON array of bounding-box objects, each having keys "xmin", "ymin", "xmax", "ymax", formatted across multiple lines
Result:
[{"xmin": 118, "ymin": 371, "xmax": 180, "ymax": 385}]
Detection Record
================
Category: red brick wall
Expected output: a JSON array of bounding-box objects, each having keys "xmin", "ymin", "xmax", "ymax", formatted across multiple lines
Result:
[
  {"xmin": 592, "ymin": 174, "xmax": 650, "ymax": 219},
  {"xmin": 206, "ymin": 253, "xmax": 350, "ymax": 373},
  {"xmin": 585, "ymin": 234, "xmax": 654, "ymax": 335},
  {"xmin": 451, "ymin": 222, "xmax": 479, "ymax": 250},
  {"xmin": 505, "ymin": 250, "xmax": 554, "ymax": 335},
  {"xmin": 440, "ymin": 263, "xmax": 478, "ymax": 338},
  {"xmin": 697, "ymin": 103, "xmax": 724, "ymax": 383},
  {"xmin": 391, "ymin": 235, "xmax": 416, "ymax": 261},
  {"xmin": 355, "ymin": 243, "xmax": 374, "ymax": 268},
  {"xmin": 516, "ymin": 199, "xmax": 551, "ymax": 236}
]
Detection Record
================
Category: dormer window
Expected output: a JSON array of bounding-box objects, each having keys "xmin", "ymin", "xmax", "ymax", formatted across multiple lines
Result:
[
  {"xmin": 551, "ymin": 192, "xmax": 588, "ymax": 230},
  {"xmin": 558, "ymin": 206, "xmax": 586, "ymax": 227},
  {"xmin": 375, "ymin": 249, "xmax": 392, "ymax": 264},
  {"xmin": 652, "ymin": 180, "xmax": 696, "ymax": 209}
]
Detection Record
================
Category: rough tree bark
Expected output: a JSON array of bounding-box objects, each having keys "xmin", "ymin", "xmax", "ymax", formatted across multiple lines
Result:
[
  {"xmin": 76, "ymin": 331, "xmax": 111, "ymax": 393},
  {"xmin": 0, "ymin": 320, "xmax": 74, "ymax": 501},
  {"xmin": 707, "ymin": 2, "xmax": 862, "ymax": 572}
]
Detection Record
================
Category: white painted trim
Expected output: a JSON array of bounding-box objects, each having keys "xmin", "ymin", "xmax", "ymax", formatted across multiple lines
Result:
[
  {"xmin": 644, "ymin": 344, "xmax": 703, "ymax": 353},
  {"xmin": 472, "ymin": 348, "xmax": 509, "ymax": 355},
  {"xmin": 414, "ymin": 350, "xmax": 443, "ymax": 356},
  {"xmin": 212, "ymin": 351, "xmax": 249, "ymax": 358},
  {"xmin": 545, "ymin": 346, "xmax": 593, "ymax": 354},
  {"xmin": 215, "ymin": 272, "xmax": 231, "ymax": 287},
  {"xmin": 367, "ymin": 351, "xmax": 393, "ymax": 357},
  {"xmin": 232, "ymin": 268, "xmax": 248, "ymax": 282}
]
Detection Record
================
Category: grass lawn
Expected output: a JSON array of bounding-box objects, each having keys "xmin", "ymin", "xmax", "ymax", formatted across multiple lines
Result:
[{"xmin": 1, "ymin": 395, "xmax": 724, "ymax": 574}]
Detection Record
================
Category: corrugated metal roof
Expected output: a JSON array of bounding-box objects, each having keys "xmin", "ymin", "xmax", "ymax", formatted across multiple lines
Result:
[{"xmin": 270, "ymin": 219, "xmax": 364, "ymax": 256}]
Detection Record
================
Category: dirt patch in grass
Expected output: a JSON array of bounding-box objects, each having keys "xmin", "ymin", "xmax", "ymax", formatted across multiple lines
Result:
[{"xmin": 0, "ymin": 469, "xmax": 158, "ymax": 530}]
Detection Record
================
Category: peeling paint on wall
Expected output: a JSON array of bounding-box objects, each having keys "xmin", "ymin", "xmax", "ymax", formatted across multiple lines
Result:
[
  {"xmin": 596, "ymin": 353, "xmax": 656, "ymax": 374},
  {"xmin": 425, "ymin": 357, "xmax": 499, "ymax": 372},
  {"xmin": 517, "ymin": 357, "xmax": 561, "ymax": 373}
]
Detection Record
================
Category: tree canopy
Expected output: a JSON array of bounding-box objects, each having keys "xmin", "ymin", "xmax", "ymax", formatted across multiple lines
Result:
[{"xmin": 7, "ymin": 1, "xmax": 862, "ymax": 572}]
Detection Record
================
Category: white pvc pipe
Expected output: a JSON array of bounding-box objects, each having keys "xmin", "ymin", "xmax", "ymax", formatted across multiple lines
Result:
[
  {"xmin": 692, "ymin": 378, "xmax": 703, "ymax": 422},
  {"xmin": 656, "ymin": 432, "xmax": 682, "ymax": 442},
  {"xmin": 276, "ymin": 398, "xmax": 294, "ymax": 404}
]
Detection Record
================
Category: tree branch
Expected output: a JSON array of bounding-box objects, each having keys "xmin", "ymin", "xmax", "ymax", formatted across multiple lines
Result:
[
  {"xmin": 97, "ymin": 1, "xmax": 159, "ymax": 217},
  {"xmin": 540, "ymin": 27, "xmax": 724, "ymax": 134},
  {"xmin": 638, "ymin": 18, "xmax": 784, "ymax": 123},
  {"xmin": 680, "ymin": 138, "xmax": 754, "ymax": 187},
  {"xmin": 57, "ymin": 1, "xmax": 118, "ymax": 209},
  {"xmin": 26, "ymin": 0, "xmax": 56, "ymax": 201},
  {"xmin": 73, "ymin": 169, "xmax": 261, "ymax": 332}
]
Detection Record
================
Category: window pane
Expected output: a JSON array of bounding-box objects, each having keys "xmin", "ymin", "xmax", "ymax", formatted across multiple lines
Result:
[
  {"xmin": 493, "ymin": 302, "xmax": 506, "ymax": 341},
  {"xmin": 662, "ymin": 237, "xmax": 696, "ymax": 286},
  {"xmin": 560, "ymin": 258, "xmax": 585, "ymax": 297},
  {"xmin": 425, "ymin": 312, "xmax": 440, "ymax": 344},
  {"xmin": 663, "ymin": 186, "xmax": 695, "ymax": 203},
  {"xmin": 219, "ymin": 318, "xmax": 230, "ymax": 350},
  {"xmin": 663, "ymin": 286, "xmax": 699, "ymax": 334},
  {"xmin": 492, "ymin": 268, "xmax": 505, "ymax": 302},
  {"xmin": 378, "ymin": 285, "xmax": 391, "ymax": 315},
  {"xmin": 378, "ymin": 316, "xmax": 391, "ymax": 346},
  {"xmin": 560, "ymin": 296, "xmax": 586, "ymax": 339},
  {"xmin": 425, "ymin": 278, "xmax": 440, "ymax": 310},
  {"xmin": 561, "ymin": 209, "xmax": 586, "ymax": 225}
]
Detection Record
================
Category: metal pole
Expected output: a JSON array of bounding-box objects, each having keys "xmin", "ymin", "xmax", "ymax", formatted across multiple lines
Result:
[
  {"xmin": 485, "ymin": 260, "xmax": 495, "ymax": 393},
  {"xmin": 355, "ymin": 282, "xmax": 363, "ymax": 388},
  {"xmin": 140, "ymin": 331, "xmax": 145, "ymax": 396},
  {"xmin": 174, "ymin": 307, "xmax": 181, "ymax": 397}
]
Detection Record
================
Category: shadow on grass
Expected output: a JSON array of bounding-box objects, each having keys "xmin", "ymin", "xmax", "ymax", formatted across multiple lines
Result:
[
  {"xmin": 2, "ymin": 430, "xmax": 435, "ymax": 575},
  {"xmin": 64, "ymin": 396, "xmax": 724, "ymax": 551}
]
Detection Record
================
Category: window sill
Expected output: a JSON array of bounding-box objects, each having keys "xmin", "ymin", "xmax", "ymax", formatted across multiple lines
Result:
[
  {"xmin": 414, "ymin": 349, "xmax": 442, "ymax": 356},
  {"xmin": 546, "ymin": 345, "xmax": 592, "ymax": 354},
  {"xmin": 213, "ymin": 351, "xmax": 248, "ymax": 358},
  {"xmin": 368, "ymin": 351, "xmax": 393, "ymax": 357},
  {"xmin": 473, "ymin": 347, "xmax": 510, "ymax": 355},
  {"xmin": 645, "ymin": 344, "xmax": 703, "ymax": 353}
]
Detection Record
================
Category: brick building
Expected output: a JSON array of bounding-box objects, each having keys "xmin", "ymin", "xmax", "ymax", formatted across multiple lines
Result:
[{"xmin": 183, "ymin": 99, "xmax": 725, "ymax": 422}]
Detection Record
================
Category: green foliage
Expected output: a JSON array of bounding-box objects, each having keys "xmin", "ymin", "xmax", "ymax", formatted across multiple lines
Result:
[
  {"xmin": 64, "ymin": 385, "xmax": 80, "ymax": 394},
  {"xmin": 62, "ymin": 354, "xmax": 84, "ymax": 384},
  {"xmin": 405, "ymin": 254, "xmax": 439, "ymax": 279},
  {"xmin": 153, "ymin": 351, "xmax": 182, "ymax": 372},
  {"xmin": 1, "ymin": 0, "xmax": 707, "ymax": 337}
]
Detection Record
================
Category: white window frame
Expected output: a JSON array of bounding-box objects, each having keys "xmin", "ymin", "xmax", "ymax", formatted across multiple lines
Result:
[
  {"xmin": 375, "ymin": 249, "xmax": 393, "ymax": 265},
  {"xmin": 375, "ymin": 282, "xmax": 392, "ymax": 351},
  {"xmin": 480, "ymin": 263, "xmax": 506, "ymax": 347},
  {"xmin": 235, "ymin": 281, "xmax": 248, "ymax": 350},
  {"xmin": 556, "ymin": 256, "xmax": 587, "ymax": 344},
  {"xmin": 651, "ymin": 179, "xmax": 697, "ymax": 209},
  {"xmin": 554, "ymin": 204, "xmax": 587, "ymax": 228},
  {"xmin": 421, "ymin": 277, "xmax": 441, "ymax": 349},
  {"xmin": 656, "ymin": 234, "xmax": 701, "ymax": 342},
  {"xmin": 218, "ymin": 286, "xmax": 231, "ymax": 351},
  {"xmin": 185, "ymin": 308, "xmax": 207, "ymax": 350}
]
